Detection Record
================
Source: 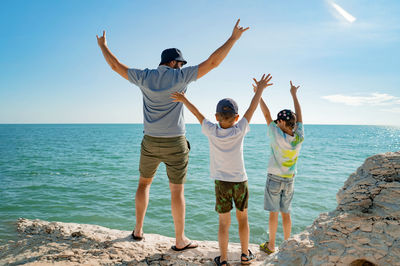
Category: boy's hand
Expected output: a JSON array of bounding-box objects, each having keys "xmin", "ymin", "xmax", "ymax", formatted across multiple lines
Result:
[
  {"xmin": 252, "ymin": 74, "xmax": 273, "ymax": 92},
  {"xmin": 170, "ymin": 91, "xmax": 187, "ymax": 103},
  {"xmin": 231, "ymin": 19, "xmax": 249, "ymax": 41},
  {"xmin": 170, "ymin": 91, "xmax": 205, "ymax": 124},
  {"xmin": 290, "ymin": 81, "xmax": 300, "ymax": 95},
  {"xmin": 96, "ymin": 30, "xmax": 107, "ymax": 47}
]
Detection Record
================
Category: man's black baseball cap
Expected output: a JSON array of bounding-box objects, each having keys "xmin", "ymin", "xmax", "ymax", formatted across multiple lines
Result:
[{"xmin": 159, "ymin": 48, "xmax": 187, "ymax": 65}]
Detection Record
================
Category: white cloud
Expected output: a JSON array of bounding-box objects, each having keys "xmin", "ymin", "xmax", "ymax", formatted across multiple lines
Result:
[
  {"xmin": 329, "ymin": 1, "xmax": 357, "ymax": 23},
  {"xmin": 380, "ymin": 107, "xmax": 400, "ymax": 113},
  {"xmin": 322, "ymin": 93, "xmax": 400, "ymax": 106}
]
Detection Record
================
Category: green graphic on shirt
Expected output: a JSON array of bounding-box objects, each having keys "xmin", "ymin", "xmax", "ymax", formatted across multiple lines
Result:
[
  {"xmin": 291, "ymin": 134, "xmax": 304, "ymax": 147},
  {"xmin": 282, "ymin": 157, "xmax": 298, "ymax": 168},
  {"xmin": 282, "ymin": 149, "xmax": 297, "ymax": 159}
]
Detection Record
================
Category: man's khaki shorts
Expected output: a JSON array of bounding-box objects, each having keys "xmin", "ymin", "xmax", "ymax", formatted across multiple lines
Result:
[{"xmin": 139, "ymin": 135, "xmax": 190, "ymax": 184}]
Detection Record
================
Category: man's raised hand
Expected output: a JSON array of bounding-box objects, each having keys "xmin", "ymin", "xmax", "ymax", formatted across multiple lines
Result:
[
  {"xmin": 96, "ymin": 31, "xmax": 107, "ymax": 47},
  {"xmin": 231, "ymin": 19, "xmax": 249, "ymax": 40}
]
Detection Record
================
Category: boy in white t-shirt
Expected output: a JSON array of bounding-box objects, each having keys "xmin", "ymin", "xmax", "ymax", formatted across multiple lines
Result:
[{"xmin": 171, "ymin": 74, "xmax": 273, "ymax": 266}]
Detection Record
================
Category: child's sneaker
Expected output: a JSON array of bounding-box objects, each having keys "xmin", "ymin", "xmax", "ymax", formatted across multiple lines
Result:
[{"xmin": 260, "ymin": 242, "xmax": 275, "ymax": 254}]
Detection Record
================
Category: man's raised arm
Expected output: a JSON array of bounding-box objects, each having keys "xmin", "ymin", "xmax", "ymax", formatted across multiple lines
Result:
[
  {"xmin": 197, "ymin": 19, "xmax": 249, "ymax": 79},
  {"xmin": 97, "ymin": 31, "xmax": 129, "ymax": 80}
]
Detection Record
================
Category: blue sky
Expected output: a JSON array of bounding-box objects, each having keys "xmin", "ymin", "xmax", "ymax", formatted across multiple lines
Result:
[{"xmin": 1, "ymin": 0, "xmax": 399, "ymax": 125}]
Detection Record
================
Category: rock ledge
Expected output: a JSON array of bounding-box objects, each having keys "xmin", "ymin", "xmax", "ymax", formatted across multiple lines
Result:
[{"xmin": 0, "ymin": 218, "xmax": 269, "ymax": 265}]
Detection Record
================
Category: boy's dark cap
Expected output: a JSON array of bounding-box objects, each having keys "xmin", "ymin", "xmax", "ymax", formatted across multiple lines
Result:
[
  {"xmin": 277, "ymin": 109, "xmax": 294, "ymax": 121},
  {"xmin": 159, "ymin": 48, "xmax": 187, "ymax": 66},
  {"xmin": 216, "ymin": 98, "xmax": 238, "ymax": 114}
]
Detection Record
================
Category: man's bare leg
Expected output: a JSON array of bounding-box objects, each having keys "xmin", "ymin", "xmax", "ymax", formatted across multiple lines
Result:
[
  {"xmin": 236, "ymin": 208, "xmax": 249, "ymax": 256},
  {"xmin": 218, "ymin": 212, "xmax": 231, "ymax": 262},
  {"xmin": 281, "ymin": 212, "xmax": 292, "ymax": 240},
  {"xmin": 169, "ymin": 183, "xmax": 196, "ymax": 249},
  {"xmin": 133, "ymin": 176, "xmax": 153, "ymax": 237},
  {"xmin": 267, "ymin": 212, "xmax": 278, "ymax": 252}
]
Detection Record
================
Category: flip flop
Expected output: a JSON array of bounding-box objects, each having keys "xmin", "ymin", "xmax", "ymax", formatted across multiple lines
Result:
[
  {"xmin": 259, "ymin": 242, "xmax": 274, "ymax": 254},
  {"xmin": 131, "ymin": 231, "xmax": 144, "ymax": 241},
  {"xmin": 171, "ymin": 242, "xmax": 198, "ymax": 251}
]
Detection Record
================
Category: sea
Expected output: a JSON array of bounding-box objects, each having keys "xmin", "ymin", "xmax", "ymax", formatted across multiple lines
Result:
[{"xmin": 0, "ymin": 124, "xmax": 399, "ymax": 245}]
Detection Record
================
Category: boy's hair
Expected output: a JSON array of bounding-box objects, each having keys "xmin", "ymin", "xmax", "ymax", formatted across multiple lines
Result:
[
  {"xmin": 216, "ymin": 111, "xmax": 237, "ymax": 121},
  {"xmin": 274, "ymin": 109, "xmax": 296, "ymax": 129}
]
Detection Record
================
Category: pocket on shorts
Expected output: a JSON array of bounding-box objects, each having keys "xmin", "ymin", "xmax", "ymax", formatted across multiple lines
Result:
[
  {"xmin": 141, "ymin": 137, "xmax": 152, "ymax": 155},
  {"xmin": 283, "ymin": 181, "xmax": 294, "ymax": 197},
  {"xmin": 267, "ymin": 179, "xmax": 281, "ymax": 194},
  {"xmin": 186, "ymin": 140, "xmax": 191, "ymax": 151}
]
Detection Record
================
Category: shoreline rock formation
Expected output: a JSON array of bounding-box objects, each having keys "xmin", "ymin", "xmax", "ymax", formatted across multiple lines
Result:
[
  {"xmin": 0, "ymin": 218, "xmax": 269, "ymax": 265},
  {"xmin": 263, "ymin": 151, "xmax": 400, "ymax": 265}
]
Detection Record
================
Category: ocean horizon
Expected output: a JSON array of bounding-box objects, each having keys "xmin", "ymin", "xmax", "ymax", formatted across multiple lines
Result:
[{"xmin": 1, "ymin": 123, "xmax": 399, "ymax": 245}]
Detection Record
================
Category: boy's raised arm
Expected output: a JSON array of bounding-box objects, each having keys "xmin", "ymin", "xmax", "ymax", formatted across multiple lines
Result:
[
  {"xmin": 170, "ymin": 92, "xmax": 205, "ymax": 124},
  {"xmin": 243, "ymin": 74, "xmax": 273, "ymax": 123},
  {"xmin": 259, "ymin": 96, "xmax": 273, "ymax": 125},
  {"xmin": 252, "ymin": 83, "xmax": 273, "ymax": 125},
  {"xmin": 290, "ymin": 81, "xmax": 302, "ymax": 123}
]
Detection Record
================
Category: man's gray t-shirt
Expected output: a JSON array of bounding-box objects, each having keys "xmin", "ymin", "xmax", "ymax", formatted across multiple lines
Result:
[{"xmin": 127, "ymin": 65, "xmax": 198, "ymax": 137}]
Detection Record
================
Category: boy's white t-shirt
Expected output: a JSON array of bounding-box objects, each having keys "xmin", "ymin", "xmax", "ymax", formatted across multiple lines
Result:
[{"xmin": 201, "ymin": 117, "xmax": 250, "ymax": 182}]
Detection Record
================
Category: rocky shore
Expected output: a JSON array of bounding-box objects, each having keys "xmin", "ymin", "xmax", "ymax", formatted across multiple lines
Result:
[
  {"xmin": 0, "ymin": 218, "xmax": 269, "ymax": 265},
  {"xmin": 1, "ymin": 151, "xmax": 399, "ymax": 265}
]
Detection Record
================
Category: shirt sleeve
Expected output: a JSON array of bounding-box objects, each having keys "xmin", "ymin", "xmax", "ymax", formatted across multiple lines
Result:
[
  {"xmin": 127, "ymin": 68, "xmax": 146, "ymax": 86},
  {"xmin": 293, "ymin": 122, "xmax": 305, "ymax": 144},
  {"xmin": 201, "ymin": 119, "xmax": 216, "ymax": 137},
  {"xmin": 268, "ymin": 122, "xmax": 279, "ymax": 142},
  {"xmin": 180, "ymin": 65, "xmax": 198, "ymax": 84},
  {"xmin": 237, "ymin": 117, "xmax": 250, "ymax": 136}
]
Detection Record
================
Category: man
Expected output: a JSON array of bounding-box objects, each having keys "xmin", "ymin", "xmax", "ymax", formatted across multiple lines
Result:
[{"xmin": 96, "ymin": 19, "xmax": 249, "ymax": 251}]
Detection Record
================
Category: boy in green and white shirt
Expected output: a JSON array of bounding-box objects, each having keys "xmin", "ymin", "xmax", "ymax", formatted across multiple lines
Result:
[
  {"xmin": 267, "ymin": 112, "xmax": 304, "ymax": 178},
  {"xmin": 257, "ymin": 81, "xmax": 304, "ymax": 255}
]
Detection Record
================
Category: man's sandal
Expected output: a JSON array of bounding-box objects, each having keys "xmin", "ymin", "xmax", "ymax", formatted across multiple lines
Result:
[
  {"xmin": 259, "ymin": 242, "xmax": 275, "ymax": 254},
  {"xmin": 241, "ymin": 249, "xmax": 256, "ymax": 264},
  {"xmin": 131, "ymin": 230, "xmax": 144, "ymax": 241}
]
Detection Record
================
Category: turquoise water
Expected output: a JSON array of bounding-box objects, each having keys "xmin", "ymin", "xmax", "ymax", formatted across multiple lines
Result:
[{"xmin": 1, "ymin": 124, "xmax": 399, "ymax": 245}]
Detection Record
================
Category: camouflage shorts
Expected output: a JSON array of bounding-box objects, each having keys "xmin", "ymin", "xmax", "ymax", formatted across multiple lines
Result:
[{"xmin": 214, "ymin": 180, "xmax": 249, "ymax": 213}]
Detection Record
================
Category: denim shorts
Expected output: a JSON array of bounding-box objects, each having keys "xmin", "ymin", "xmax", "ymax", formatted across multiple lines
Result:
[{"xmin": 264, "ymin": 173, "xmax": 294, "ymax": 213}]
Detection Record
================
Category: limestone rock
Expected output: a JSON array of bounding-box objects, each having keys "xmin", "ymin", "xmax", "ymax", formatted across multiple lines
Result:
[{"xmin": 0, "ymin": 218, "xmax": 269, "ymax": 265}]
